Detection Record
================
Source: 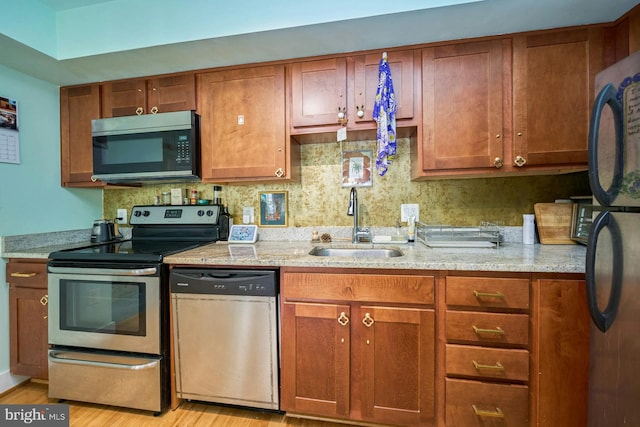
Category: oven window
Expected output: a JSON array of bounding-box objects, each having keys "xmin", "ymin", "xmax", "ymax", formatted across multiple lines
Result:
[{"xmin": 59, "ymin": 279, "xmax": 145, "ymax": 336}]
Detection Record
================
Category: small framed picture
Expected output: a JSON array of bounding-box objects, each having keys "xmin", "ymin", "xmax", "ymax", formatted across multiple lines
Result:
[
  {"xmin": 228, "ymin": 224, "xmax": 259, "ymax": 243},
  {"xmin": 342, "ymin": 150, "xmax": 372, "ymax": 187},
  {"xmin": 259, "ymin": 191, "xmax": 288, "ymax": 227}
]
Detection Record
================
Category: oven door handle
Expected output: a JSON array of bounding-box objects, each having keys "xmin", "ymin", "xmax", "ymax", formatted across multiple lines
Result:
[
  {"xmin": 48, "ymin": 266, "xmax": 158, "ymax": 276},
  {"xmin": 48, "ymin": 351, "xmax": 159, "ymax": 371}
]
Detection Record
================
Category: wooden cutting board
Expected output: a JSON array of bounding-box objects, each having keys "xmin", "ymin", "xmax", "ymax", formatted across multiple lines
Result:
[{"xmin": 534, "ymin": 203, "xmax": 576, "ymax": 244}]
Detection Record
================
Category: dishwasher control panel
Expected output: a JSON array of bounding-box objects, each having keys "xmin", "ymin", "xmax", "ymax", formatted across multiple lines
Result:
[{"xmin": 170, "ymin": 269, "xmax": 277, "ymax": 297}]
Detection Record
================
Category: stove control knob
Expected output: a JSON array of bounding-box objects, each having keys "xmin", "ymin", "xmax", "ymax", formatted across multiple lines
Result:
[
  {"xmin": 143, "ymin": 210, "xmax": 150, "ymax": 217},
  {"xmin": 197, "ymin": 210, "xmax": 205, "ymax": 216},
  {"xmin": 206, "ymin": 210, "xmax": 214, "ymax": 216},
  {"xmin": 133, "ymin": 211, "xmax": 142, "ymax": 217}
]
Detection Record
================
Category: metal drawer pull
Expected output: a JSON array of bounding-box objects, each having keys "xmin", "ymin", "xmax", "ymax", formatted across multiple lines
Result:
[
  {"xmin": 472, "ymin": 360, "xmax": 505, "ymax": 371},
  {"xmin": 337, "ymin": 312, "xmax": 350, "ymax": 326},
  {"xmin": 473, "ymin": 325, "xmax": 505, "ymax": 335},
  {"xmin": 40, "ymin": 295, "xmax": 48, "ymax": 306},
  {"xmin": 362, "ymin": 313, "xmax": 375, "ymax": 328},
  {"xmin": 11, "ymin": 272, "xmax": 36, "ymax": 278},
  {"xmin": 472, "ymin": 405, "xmax": 505, "ymax": 418},
  {"xmin": 473, "ymin": 290, "xmax": 505, "ymax": 299}
]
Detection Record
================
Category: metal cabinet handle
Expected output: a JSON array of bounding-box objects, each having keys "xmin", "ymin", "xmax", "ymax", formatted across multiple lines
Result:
[
  {"xmin": 473, "ymin": 290, "xmax": 505, "ymax": 299},
  {"xmin": 150, "ymin": 106, "xmax": 158, "ymax": 114},
  {"xmin": 493, "ymin": 157, "xmax": 504, "ymax": 168},
  {"xmin": 514, "ymin": 155, "xmax": 527, "ymax": 167},
  {"xmin": 472, "ymin": 360, "xmax": 505, "ymax": 371},
  {"xmin": 135, "ymin": 107, "xmax": 144, "ymax": 115},
  {"xmin": 274, "ymin": 168, "xmax": 284, "ymax": 178},
  {"xmin": 41, "ymin": 294, "xmax": 48, "ymax": 319},
  {"xmin": 337, "ymin": 312, "xmax": 350, "ymax": 326},
  {"xmin": 362, "ymin": 312, "xmax": 375, "ymax": 328},
  {"xmin": 337, "ymin": 107, "xmax": 348, "ymax": 125},
  {"xmin": 10, "ymin": 272, "xmax": 36, "ymax": 278},
  {"xmin": 472, "ymin": 325, "xmax": 505, "ymax": 335},
  {"xmin": 472, "ymin": 405, "xmax": 505, "ymax": 418}
]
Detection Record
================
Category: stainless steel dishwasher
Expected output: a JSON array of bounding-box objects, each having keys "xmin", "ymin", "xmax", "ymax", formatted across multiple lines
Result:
[{"xmin": 170, "ymin": 268, "xmax": 279, "ymax": 410}]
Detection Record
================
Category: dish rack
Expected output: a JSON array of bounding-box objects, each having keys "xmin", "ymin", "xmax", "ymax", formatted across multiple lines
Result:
[{"xmin": 416, "ymin": 222, "xmax": 503, "ymax": 248}]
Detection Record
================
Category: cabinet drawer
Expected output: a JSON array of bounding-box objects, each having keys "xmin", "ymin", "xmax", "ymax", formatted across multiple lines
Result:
[
  {"xmin": 282, "ymin": 272, "xmax": 435, "ymax": 305},
  {"xmin": 446, "ymin": 311, "xmax": 529, "ymax": 347},
  {"xmin": 446, "ymin": 378, "xmax": 528, "ymax": 426},
  {"xmin": 446, "ymin": 344, "xmax": 529, "ymax": 382},
  {"xmin": 446, "ymin": 276, "xmax": 529, "ymax": 310},
  {"xmin": 6, "ymin": 260, "xmax": 47, "ymax": 289}
]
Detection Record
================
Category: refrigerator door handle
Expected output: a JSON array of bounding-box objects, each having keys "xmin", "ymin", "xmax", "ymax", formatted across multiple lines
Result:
[
  {"xmin": 586, "ymin": 210, "xmax": 624, "ymax": 332},
  {"xmin": 588, "ymin": 83, "xmax": 625, "ymax": 207}
]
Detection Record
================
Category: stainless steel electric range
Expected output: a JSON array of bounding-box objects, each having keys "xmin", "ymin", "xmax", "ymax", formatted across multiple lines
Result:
[{"xmin": 46, "ymin": 204, "xmax": 228, "ymax": 414}]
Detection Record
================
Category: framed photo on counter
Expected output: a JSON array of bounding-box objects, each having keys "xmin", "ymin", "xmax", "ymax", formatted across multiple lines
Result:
[{"xmin": 259, "ymin": 191, "xmax": 287, "ymax": 227}]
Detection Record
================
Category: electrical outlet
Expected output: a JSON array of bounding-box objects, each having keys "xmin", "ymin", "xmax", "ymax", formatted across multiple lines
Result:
[
  {"xmin": 242, "ymin": 207, "xmax": 255, "ymax": 224},
  {"xmin": 400, "ymin": 204, "xmax": 419, "ymax": 222},
  {"xmin": 116, "ymin": 208, "xmax": 128, "ymax": 224}
]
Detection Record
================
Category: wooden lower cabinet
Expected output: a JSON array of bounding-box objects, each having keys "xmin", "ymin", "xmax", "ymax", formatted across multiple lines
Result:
[
  {"xmin": 445, "ymin": 379, "xmax": 529, "ymax": 426},
  {"xmin": 531, "ymin": 277, "xmax": 589, "ymax": 427},
  {"xmin": 6, "ymin": 259, "xmax": 49, "ymax": 380},
  {"xmin": 280, "ymin": 269, "xmax": 436, "ymax": 426}
]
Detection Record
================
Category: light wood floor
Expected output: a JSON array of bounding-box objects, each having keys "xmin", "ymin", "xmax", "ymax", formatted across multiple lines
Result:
[{"xmin": 0, "ymin": 381, "xmax": 348, "ymax": 427}]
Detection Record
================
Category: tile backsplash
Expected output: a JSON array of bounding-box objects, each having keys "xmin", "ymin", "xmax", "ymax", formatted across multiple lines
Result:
[{"xmin": 103, "ymin": 138, "xmax": 590, "ymax": 227}]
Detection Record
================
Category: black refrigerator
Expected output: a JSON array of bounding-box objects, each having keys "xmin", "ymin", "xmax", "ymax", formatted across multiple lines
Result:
[{"xmin": 587, "ymin": 50, "xmax": 640, "ymax": 426}]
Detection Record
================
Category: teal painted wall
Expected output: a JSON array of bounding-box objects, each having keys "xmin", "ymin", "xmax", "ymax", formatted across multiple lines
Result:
[{"xmin": 0, "ymin": 65, "xmax": 102, "ymax": 385}]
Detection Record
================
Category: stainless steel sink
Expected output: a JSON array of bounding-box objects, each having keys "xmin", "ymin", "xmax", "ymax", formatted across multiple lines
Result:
[{"xmin": 308, "ymin": 246, "xmax": 404, "ymax": 258}]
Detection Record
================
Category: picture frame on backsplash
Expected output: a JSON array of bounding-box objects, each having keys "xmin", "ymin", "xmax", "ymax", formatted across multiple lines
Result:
[
  {"xmin": 342, "ymin": 150, "xmax": 372, "ymax": 188},
  {"xmin": 259, "ymin": 191, "xmax": 288, "ymax": 227}
]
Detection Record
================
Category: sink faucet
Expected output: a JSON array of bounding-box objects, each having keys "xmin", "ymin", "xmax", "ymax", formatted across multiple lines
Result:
[{"xmin": 347, "ymin": 187, "xmax": 370, "ymax": 243}]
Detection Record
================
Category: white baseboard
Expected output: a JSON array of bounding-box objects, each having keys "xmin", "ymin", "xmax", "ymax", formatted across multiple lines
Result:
[{"xmin": 0, "ymin": 370, "xmax": 29, "ymax": 394}]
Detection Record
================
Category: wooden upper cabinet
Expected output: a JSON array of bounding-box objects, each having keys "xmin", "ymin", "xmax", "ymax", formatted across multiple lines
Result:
[
  {"xmin": 289, "ymin": 49, "xmax": 419, "ymax": 136},
  {"xmin": 512, "ymin": 28, "xmax": 604, "ymax": 170},
  {"xmin": 198, "ymin": 65, "xmax": 297, "ymax": 182},
  {"xmin": 290, "ymin": 57, "xmax": 347, "ymax": 129},
  {"xmin": 101, "ymin": 74, "xmax": 196, "ymax": 117},
  {"xmin": 60, "ymin": 84, "xmax": 102, "ymax": 187},
  {"xmin": 421, "ymin": 40, "xmax": 506, "ymax": 173},
  {"xmin": 350, "ymin": 49, "xmax": 418, "ymax": 127}
]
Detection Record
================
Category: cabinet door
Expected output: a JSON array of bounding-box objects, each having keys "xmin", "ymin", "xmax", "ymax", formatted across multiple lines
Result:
[
  {"xmin": 146, "ymin": 74, "xmax": 196, "ymax": 113},
  {"xmin": 351, "ymin": 49, "xmax": 418, "ymax": 126},
  {"xmin": 359, "ymin": 305, "xmax": 435, "ymax": 426},
  {"xmin": 60, "ymin": 84, "xmax": 103, "ymax": 187},
  {"xmin": 198, "ymin": 65, "xmax": 289, "ymax": 181},
  {"xmin": 532, "ymin": 278, "xmax": 589, "ymax": 427},
  {"xmin": 421, "ymin": 40, "xmax": 505, "ymax": 172},
  {"xmin": 280, "ymin": 302, "xmax": 351, "ymax": 419},
  {"xmin": 101, "ymin": 78, "xmax": 147, "ymax": 117},
  {"xmin": 512, "ymin": 28, "xmax": 604, "ymax": 169},
  {"xmin": 290, "ymin": 58, "xmax": 347, "ymax": 129},
  {"xmin": 9, "ymin": 287, "xmax": 48, "ymax": 380}
]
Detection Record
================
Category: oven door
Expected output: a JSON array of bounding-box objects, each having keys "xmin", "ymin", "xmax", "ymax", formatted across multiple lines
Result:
[{"xmin": 47, "ymin": 264, "xmax": 161, "ymax": 355}]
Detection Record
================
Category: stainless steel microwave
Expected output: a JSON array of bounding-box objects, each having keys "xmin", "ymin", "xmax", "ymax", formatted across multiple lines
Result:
[{"xmin": 91, "ymin": 110, "xmax": 200, "ymax": 184}]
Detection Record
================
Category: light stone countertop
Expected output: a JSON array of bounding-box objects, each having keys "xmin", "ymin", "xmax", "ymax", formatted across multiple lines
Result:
[
  {"xmin": 164, "ymin": 240, "xmax": 586, "ymax": 273},
  {"xmin": 1, "ymin": 226, "xmax": 586, "ymax": 274}
]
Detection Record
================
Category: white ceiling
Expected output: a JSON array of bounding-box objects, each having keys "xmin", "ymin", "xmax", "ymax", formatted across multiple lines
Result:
[{"xmin": 4, "ymin": 0, "xmax": 640, "ymax": 86}]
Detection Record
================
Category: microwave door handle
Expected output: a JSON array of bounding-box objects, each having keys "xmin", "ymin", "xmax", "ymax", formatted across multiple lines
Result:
[
  {"xmin": 588, "ymin": 83, "xmax": 624, "ymax": 207},
  {"xmin": 586, "ymin": 210, "xmax": 624, "ymax": 332},
  {"xmin": 47, "ymin": 266, "xmax": 157, "ymax": 276}
]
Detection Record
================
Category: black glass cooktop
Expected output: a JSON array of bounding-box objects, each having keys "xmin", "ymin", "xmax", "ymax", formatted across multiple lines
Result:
[{"xmin": 49, "ymin": 239, "xmax": 204, "ymax": 263}]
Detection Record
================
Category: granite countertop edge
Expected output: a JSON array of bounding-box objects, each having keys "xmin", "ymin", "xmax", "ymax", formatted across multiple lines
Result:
[{"xmin": 1, "ymin": 228, "xmax": 587, "ymax": 274}]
